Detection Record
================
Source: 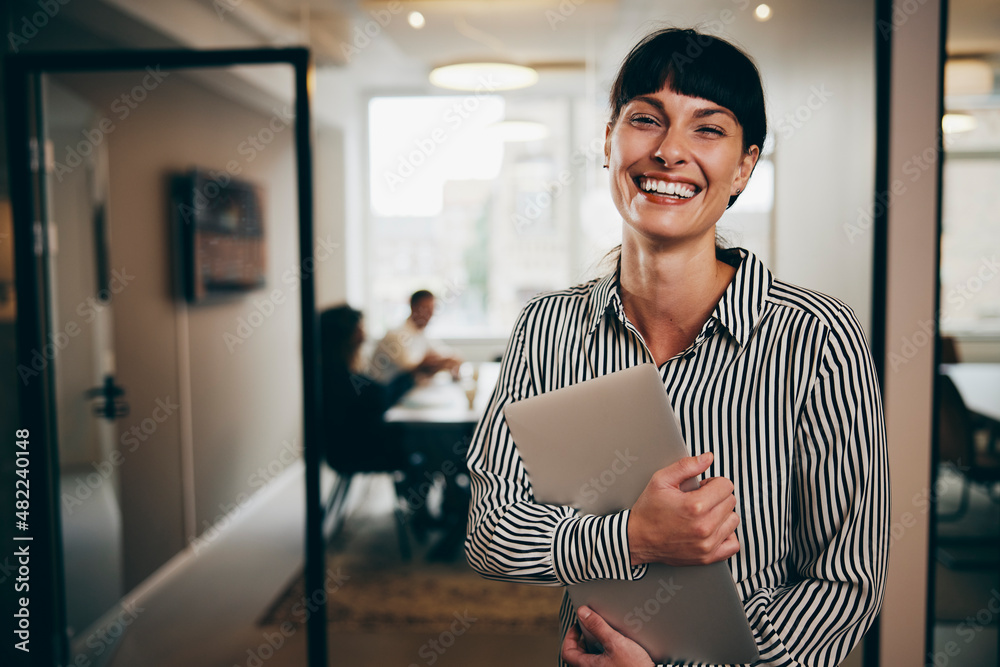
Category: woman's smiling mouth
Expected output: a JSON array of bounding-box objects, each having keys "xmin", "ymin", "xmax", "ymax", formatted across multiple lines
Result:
[{"xmin": 637, "ymin": 177, "xmax": 700, "ymax": 199}]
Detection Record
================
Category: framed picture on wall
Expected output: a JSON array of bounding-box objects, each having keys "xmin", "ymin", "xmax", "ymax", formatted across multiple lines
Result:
[{"xmin": 171, "ymin": 169, "xmax": 266, "ymax": 303}]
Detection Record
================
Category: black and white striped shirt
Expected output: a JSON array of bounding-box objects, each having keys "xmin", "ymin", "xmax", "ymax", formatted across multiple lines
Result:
[{"xmin": 465, "ymin": 248, "xmax": 889, "ymax": 666}]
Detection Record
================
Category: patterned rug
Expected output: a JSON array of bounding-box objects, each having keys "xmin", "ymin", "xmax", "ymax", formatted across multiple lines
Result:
[{"xmin": 258, "ymin": 513, "xmax": 564, "ymax": 634}]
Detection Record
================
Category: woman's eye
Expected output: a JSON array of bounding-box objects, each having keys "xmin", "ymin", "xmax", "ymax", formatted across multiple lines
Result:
[
  {"xmin": 697, "ymin": 126, "xmax": 726, "ymax": 136},
  {"xmin": 630, "ymin": 114, "xmax": 659, "ymax": 126}
]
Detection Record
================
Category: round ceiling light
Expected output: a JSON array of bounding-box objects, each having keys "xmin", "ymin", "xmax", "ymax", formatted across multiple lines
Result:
[
  {"xmin": 754, "ymin": 4, "xmax": 773, "ymax": 21},
  {"xmin": 429, "ymin": 62, "xmax": 539, "ymax": 91},
  {"xmin": 408, "ymin": 11, "xmax": 425, "ymax": 29}
]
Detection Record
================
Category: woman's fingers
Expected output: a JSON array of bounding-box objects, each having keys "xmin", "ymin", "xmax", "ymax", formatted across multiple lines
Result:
[
  {"xmin": 561, "ymin": 619, "xmax": 603, "ymax": 667},
  {"xmin": 561, "ymin": 607, "xmax": 656, "ymax": 667},
  {"xmin": 629, "ymin": 460, "xmax": 741, "ymax": 565}
]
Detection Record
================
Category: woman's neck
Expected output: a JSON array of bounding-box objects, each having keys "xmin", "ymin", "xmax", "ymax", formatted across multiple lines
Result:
[{"xmin": 618, "ymin": 234, "xmax": 736, "ymax": 365}]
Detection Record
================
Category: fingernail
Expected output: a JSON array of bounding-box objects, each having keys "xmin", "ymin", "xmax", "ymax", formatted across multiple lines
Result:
[
  {"xmin": 578, "ymin": 606, "xmax": 592, "ymax": 620},
  {"xmin": 699, "ymin": 452, "xmax": 711, "ymax": 463}
]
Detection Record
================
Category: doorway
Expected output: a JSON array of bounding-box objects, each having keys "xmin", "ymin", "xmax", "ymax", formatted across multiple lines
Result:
[{"xmin": 5, "ymin": 49, "xmax": 325, "ymax": 667}]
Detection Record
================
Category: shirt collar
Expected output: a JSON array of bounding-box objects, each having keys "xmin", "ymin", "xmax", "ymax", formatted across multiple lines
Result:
[
  {"xmin": 710, "ymin": 247, "xmax": 773, "ymax": 348},
  {"xmin": 584, "ymin": 247, "xmax": 773, "ymax": 348},
  {"xmin": 585, "ymin": 269, "xmax": 624, "ymax": 334}
]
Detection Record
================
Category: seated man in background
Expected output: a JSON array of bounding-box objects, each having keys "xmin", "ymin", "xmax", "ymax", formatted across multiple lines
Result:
[{"xmin": 368, "ymin": 289, "xmax": 461, "ymax": 383}]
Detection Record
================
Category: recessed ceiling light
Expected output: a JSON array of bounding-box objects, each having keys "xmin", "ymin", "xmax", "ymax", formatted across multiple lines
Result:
[
  {"xmin": 408, "ymin": 11, "xmax": 425, "ymax": 29},
  {"xmin": 429, "ymin": 62, "xmax": 539, "ymax": 91},
  {"xmin": 942, "ymin": 113, "xmax": 977, "ymax": 134},
  {"xmin": 754, "ymin": 4, "xmax": 773, "ymax": 21}
]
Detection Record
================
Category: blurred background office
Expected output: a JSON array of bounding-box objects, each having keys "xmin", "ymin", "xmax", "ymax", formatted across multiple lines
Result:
[{"xmin": 0, "ymin": 1, "xmax": 997, "ymax": 666}]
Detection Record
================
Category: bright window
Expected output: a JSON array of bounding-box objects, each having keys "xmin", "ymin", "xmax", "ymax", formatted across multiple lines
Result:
[
  {"xmin": 940, "ymin": 107, "xmax": 1000, "ymax": 336},
  {"xmin": 365, "ymin": 94, "xmax": 775, "ymax": 340}
]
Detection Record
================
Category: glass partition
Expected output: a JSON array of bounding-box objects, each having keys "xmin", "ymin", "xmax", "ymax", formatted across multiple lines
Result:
[{"xmin": 6, "ymin": 52, "xmax": 323, "ymax": 667}]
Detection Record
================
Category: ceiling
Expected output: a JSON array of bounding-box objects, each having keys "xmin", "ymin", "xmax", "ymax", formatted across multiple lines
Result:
[
  {"xmin": 71, "ymin": 0, "xmax": 1000, "ymax": 99},
  {"xmin": 252, "ymin": 0, "xmax": 1000, "ymax": 92},
  {"xmin": 251, "ymin": 0, "xmax": 1000, "ymax": 60}
]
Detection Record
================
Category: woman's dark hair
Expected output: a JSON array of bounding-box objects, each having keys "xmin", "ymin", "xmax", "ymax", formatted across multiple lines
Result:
[
  {"xmin": 609, "ymin": 29, "xmax": 766, "ymax": 207},
  {"xmin": 319, "ymin": 304, "xmax": 363, "ymax": 367}
]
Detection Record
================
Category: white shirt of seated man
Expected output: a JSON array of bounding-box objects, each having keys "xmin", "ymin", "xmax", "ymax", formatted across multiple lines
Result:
[{"xmin": 367, "ymin": 294, "xmax": 457, "ymax": 383}]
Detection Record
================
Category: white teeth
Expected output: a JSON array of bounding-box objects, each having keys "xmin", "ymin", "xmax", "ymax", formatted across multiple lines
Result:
[{"xmin": 640, "ymin": 178, "xmax": 696, "ymax": 199}]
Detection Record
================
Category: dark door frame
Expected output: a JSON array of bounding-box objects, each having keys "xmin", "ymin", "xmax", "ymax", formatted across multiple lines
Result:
[{"xmin": 4, "ymin": 48, "xmax": 325, "ymax": 667}]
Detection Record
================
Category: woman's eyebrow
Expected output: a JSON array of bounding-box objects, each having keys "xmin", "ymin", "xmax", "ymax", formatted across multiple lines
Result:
[
  {"xmin": 692, "ymin": 107, "xmax": 738, "ymax": 123},
  {"xmin": 630, "ymin": 96, "xmax": 737, "ymax": 124}
]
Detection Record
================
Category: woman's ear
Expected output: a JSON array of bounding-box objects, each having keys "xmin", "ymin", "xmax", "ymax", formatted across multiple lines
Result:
[
  {"xmin": 604, "ymin": 122, "xmax": 614, "ymax": 167},
  {"xmin": 733, "ymin": 145, "xmax": 760, "ymax": 195}
]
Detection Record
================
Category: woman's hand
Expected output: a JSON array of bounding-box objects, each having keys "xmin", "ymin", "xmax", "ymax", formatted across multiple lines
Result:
[
  {"xmin": 561, "ymin": 606, "xmax": 654, "ymax": 667},
  {"xmin": 627, "ymin": 452, "xmax": 740, "ymax": 566}
]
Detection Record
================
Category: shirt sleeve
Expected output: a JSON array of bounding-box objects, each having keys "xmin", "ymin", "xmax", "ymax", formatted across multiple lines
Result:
[
  {"xmin": 464, "ymin": 303, "xmax": 647, "ymax": 586},
  {"xmin": 738, "ymin": 307, "xmax": 890, "ymax": 666}
]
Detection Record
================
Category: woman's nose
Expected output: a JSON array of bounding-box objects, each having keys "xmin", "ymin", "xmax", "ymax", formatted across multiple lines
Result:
[{"xmin": 653, "ymin": 128, "xmax": 687, "ymax": 165}]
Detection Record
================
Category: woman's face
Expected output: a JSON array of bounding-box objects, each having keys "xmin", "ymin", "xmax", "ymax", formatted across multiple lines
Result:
[{"xmin": 605, "ymin": 86, "xmax": 759, "ymax": 251}]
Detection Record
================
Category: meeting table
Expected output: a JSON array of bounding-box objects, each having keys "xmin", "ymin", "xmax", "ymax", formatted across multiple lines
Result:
[{"xmin": 385, "ymin": 362, "xmax": 500, "ymax": 559}]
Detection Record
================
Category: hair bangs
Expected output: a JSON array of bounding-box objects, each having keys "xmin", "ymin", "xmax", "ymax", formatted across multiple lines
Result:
[{"xmin": 609, "ymin": 29, "xmax": 767, "ymax": 153}]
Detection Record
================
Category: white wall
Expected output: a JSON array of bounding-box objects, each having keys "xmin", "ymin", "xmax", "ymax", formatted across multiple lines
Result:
[{"xmin": 766, "ymin": 2, "xmax": 876, "ymax": 333}]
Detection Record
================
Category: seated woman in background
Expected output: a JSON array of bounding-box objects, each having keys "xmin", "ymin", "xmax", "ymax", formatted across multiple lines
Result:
[{"xmin": 319, "ymin": 304, "xmax": 451, "ymax": 473}]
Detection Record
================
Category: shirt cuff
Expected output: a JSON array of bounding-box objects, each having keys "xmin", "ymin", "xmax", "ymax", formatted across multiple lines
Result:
[{"xmin": 551, "ymin": 509, "xmax": 648, "ymax": 584}]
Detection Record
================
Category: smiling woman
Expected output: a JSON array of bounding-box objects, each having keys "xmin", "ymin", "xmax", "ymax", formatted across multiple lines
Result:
[{"xmin": 465, "ymin": 27, "xmax": 889, "ymax": 667}]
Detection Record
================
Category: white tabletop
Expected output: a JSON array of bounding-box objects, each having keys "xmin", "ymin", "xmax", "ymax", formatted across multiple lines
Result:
[
  {"xmin": 941, "ymin": 363, "xmax": 1000, "ymax": 423},
  {"xmin": 386, "ymin": 362, "xmax": 500, "ymax": 425}
]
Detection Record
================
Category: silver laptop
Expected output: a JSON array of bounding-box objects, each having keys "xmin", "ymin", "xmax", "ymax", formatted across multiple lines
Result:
[{"xmin": 504, "ymin": 363, "xmax": 759, "ymax": 665}]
